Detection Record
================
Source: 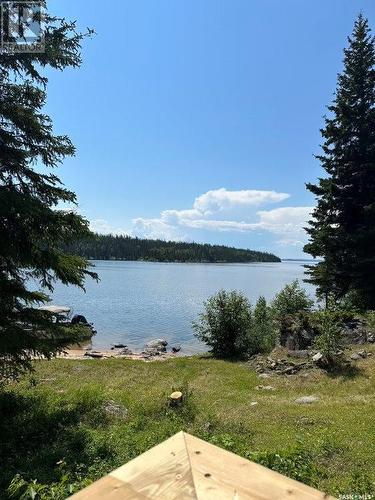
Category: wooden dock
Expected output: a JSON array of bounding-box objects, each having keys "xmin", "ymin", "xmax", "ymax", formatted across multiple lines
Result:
[{"xmin": 70, "ymin": 431, "xmax": 334, "ymax": 499}]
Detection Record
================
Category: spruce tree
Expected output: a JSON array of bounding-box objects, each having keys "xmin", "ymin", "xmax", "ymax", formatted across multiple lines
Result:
[
  {"xmin": 304, "ymin": 15, "xmax": 375, "ymax": 310},
  {"xmin": 0, "ymin": 2, "xmax": 96, "ymax": 381}
]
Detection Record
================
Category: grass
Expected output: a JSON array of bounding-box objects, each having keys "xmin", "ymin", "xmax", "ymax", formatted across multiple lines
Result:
[{"xmin": 1, "ymin": 347, "xmax": 375, "ymax": 498}]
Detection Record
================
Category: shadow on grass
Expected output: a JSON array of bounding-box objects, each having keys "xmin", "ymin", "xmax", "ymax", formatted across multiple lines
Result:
[
  {"xmin": 0, "ymin": 391, "xmax": 106, "ymax": 497},
  {"xmin": 325, "ymin": 362, "xmax": 364, "ymax": 380}
]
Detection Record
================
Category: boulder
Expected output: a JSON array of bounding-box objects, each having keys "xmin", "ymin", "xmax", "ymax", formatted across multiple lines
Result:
[
  {"xmin": 350, "ymin": 353, "xmax": 361, "ymax": 360},
  {"xmin": 103, "ymin": 400, "xmax": 128, "ymax": 418},
  {"xmin": 145, "ymin": 339, "xmax": 168, "ymax": 352},
  {"xmin": 171, "ymin": 345, "xmax": 181, "ymax": 353},
  {"xmin": 312, "ymin": 352, "xmax": 323, "ymax": 363},
  {"xmin": 288, "ymin": 350, "xmax": 310, "ymax": 359},
  {"xmin": 312, "ymin": 351, "xmax": 330, "ymax": 368},
  {"xmin": 119, "ymin": 348, "xmax": 133, "ymax": 355}
]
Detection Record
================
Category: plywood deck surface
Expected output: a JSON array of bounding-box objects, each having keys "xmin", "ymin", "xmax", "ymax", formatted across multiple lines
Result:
[{"xmin": 70, "ymin": 431, "xmax": 334, "ymax": 499}]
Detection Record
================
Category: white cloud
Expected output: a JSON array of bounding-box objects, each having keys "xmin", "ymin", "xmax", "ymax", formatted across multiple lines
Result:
[
  {"xmin": 131, "ymin": 217, "xmax": 188, "ymax": 241},
  {"xmin": 90, "ymin": 219, "xmax": 129, "ymax": 236},
  {"xmin": 192, "ymin": 188, "xmax": 290, "ymax": 214},
  {"xmin": 256, "ymin": 206, "xmax": 313, "ymax": 236},
  {"xmin": 90, "ymin": 189, "xmax": 313, "ymax": 250}
]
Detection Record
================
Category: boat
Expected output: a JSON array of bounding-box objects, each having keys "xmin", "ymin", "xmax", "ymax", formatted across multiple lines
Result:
[{"xmin": 38, "ymin": 305, "xmax": 97, "ymax": 338}]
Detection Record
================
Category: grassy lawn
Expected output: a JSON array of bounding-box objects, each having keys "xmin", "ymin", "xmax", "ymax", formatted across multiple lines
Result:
[{"xmin": 1, "ymin": 347, "xmax": 375, "ymax": 498}]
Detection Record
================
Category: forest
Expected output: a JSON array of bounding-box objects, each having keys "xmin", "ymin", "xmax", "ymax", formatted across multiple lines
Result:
[{"xmin": 62, "ymin": 234, "xmax": 281, "ymax": 263}]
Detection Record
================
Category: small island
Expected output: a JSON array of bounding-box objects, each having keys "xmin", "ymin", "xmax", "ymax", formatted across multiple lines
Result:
[{"xmin": 62, "ymin": 234, "xmax": 281, "ymax": 263}]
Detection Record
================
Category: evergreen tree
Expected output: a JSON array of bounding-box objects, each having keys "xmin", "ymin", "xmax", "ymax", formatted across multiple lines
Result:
[
  {"xmin": 304, "ymin": 15, "xmax": 375, "ymax": 309},
  {"xmin": 0, "ymin": 2, "xmax": 96, "ymax": 381}
]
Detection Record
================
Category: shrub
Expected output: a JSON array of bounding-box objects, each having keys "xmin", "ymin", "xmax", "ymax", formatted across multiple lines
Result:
[
  {"xmin": 193, "ymin": 292, "xmax": 279, "ymax": 358},
  {"xmin": 272, "ymin": 280, "xmax": 314, "ymax": 319},
  {"xmin": 271, "ymin": 281, "xmax": 314, "ymax": 348},
  {"xmin": 312, "ymin": 311, "xmax": 346, "ymax": 368},
  {"xmin": 192, "ymin": 290, "xmax": 252, "ymax": 358},
  {"xmin": 251, "ymin": 297, "xmax": 278, "ymax": 354}
]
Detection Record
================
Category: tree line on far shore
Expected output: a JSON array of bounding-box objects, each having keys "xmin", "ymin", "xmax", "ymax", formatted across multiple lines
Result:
[{"xmin": 61, "ymin": 234, "xmax": 281, "ymax": 263}]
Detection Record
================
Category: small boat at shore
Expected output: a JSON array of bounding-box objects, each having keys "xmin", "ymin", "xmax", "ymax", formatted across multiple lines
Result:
[{"xmin": 38, "ymin": 305, "xmax": 97, "ymax": 339}]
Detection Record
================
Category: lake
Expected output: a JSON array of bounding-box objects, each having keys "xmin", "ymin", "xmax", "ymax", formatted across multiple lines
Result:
[{"xmin": 48, "ymin": 260, "xmax": 315, "ymax": 354}]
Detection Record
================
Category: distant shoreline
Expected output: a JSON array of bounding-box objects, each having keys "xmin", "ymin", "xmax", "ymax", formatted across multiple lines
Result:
[{"xmin": 62, "ymin": 234, "xmax": 281, "ymax": 264}]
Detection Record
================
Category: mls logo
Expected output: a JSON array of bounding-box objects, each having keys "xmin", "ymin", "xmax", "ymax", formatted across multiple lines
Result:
[{"xmin": 1, "ymin": 1, "xmax": 44, "ymax": 53}]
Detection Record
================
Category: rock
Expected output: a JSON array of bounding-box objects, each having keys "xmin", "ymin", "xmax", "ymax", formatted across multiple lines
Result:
[
  {"xmin": 281, "ymin": 366, "xmax": 296, "ymax": 375},
  {"xmin": 357, "ymin": 350, "xmax": 367, "ymax": 358},
  {"xmin": 312, "ymin": 352, "xmax": 324, "ymax": 363},
  {"xmin": 295, "ymin": 395, "xmax": 319, "ymax": 404},
  {"xmin": 103, "ymin": 400, "xmax": 128, "ymax": 418},
  {"xmin": 250, "ymin": 401, "xmax": 258, "ymax": 406},
  {"xmin": 312, "ymin": 351, "xmax": 329, "ymax": 368},
  {"xmin": 142, "ymin": 348, "xmax": 161, "ymax": 356},
  {"xmin": 258, "ymin": 373, "xmax": 271, "ymax": 379},
  {"xmin": 119, "ymin": 348, "xmax": 133, "ymax": 355},
  {"xmin": 171, "ymin": 345, "xmax": 181, "ymax": 353},
  {"xmin": 368, "ymin": 333, "xmax": 375, "ymax": 343},
  {"xmin": 288, "ymin": 350, "xmax": 310, "ymax": 359},
  {"xmin": 146, "ymin": 338, "xmax": 168, "ymax": 348},
  {"xmin": 145, "ymin": 339, "xmax": 168, "ymax": 353},
  {"xmin": 203, "ymin": 422, "xmax": 212, "ymax": 432},
  {"xmin": 256, "ymin": 385, "xmax": 276, "ymax": 391},
  {"xmin": 84, "ymin": 351, "xmax": 103, "ymax": 359},
  {"xmin": 113, "ymin": 343, "xmax": 127, "ymax": 349},
  {"xmin": 350, "ymin": 353, "xmax": 361, "ymax": 360}
]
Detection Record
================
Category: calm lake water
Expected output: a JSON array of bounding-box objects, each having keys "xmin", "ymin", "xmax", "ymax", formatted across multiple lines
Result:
[{"xmin": 48, "ymin": 260, "xmax": 315, "ymax": 354}]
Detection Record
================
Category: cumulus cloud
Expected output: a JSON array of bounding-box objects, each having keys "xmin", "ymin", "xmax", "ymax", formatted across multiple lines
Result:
[
  {"xmin": 192, "ymin": 188, "xmax": 289, "ymax": 214},
  {"xmin": 90, "ymin": 188, "xmax": 313, "ymax": 249},
  {"xmin": 90, "ymin": 219, "xmax": 129, "ymax": 236},
  {"xmin": 128, "ymin": 188, "xmax": 312, "ymax": 247},
  {"xmin": 132, "ymin": 218, "xmax": 189, "ymax": 241}
]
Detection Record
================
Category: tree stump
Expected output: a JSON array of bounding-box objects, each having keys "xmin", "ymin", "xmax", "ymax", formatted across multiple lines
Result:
[{"xmin": 169, "ymin": 391, "xmax": 183, "ymax": 406}]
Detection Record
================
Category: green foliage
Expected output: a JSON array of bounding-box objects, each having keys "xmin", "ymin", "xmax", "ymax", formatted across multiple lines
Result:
[
  {"xmin": 193, "ymin": 291, "xmax": 278, "ymax": 358},
  {"xmin": 192, "ymin": 290, "xmax": 252, "ymax": 358},
  {"xmin": 251, "ymin": 296, "xmax": 278, "ymax": 354},
  {"xmin": 7, "ymin": 472, "xmax": 91, "ymax": 500},
  {"xmin": 62, "ymin": 234, "xmax": 281, "ymax": 263},
  {"xmin": 0, "ymin": 3, "xmax": 97, "ymax": 381},
  {"xmin": 247, "ymin": 446, "xmax": 318, "ymax": 485},
  {"xmin": 304, "ymin": 15, "xmax": 375, "ymax": 310},
  {"xmin": 364, "ymin": 311, "xmax": 375, "ymax": 331},
  {"xmin": 312, "ymin": 311, "xmax": 346, "ymax": 367},
  {"xmin": 2, "ymin": 355, "xmax": 375, "ymax": 498},
  {"xmin": 271, "ymin": 280, "xmax": 314, "ymax": 319}
]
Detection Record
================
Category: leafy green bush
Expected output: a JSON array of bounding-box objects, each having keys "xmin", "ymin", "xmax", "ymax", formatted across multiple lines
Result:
[
  {"xmin": 251, "ymin": 296, "xmax": 278, "ymax": 354},
  {"xmin": 193, "ymin": 290, "xmax": 252, "ymax": 358},
  {"xmin": 7, "ymin": 472, "xmax": 91, "ymax": 500},
  {"xmin": 271, "ymin": 281, "xmax": 314, "ymax": 348},
  {"xmin": 193, "ymin": 291, "xmax": 278, "ymax": 358},
  {"xmin": 312, "ymin": 311, "xmax": 346, "ymax": 367},
  {"xmin": 272, "ymin": 280, "xmax": 314, "ymax": 319}
]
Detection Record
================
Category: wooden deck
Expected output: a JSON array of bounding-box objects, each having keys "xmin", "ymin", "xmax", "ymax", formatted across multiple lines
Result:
[{"xmin": 70, "ymin": 431, "xmax": 334, "ymax": 499}]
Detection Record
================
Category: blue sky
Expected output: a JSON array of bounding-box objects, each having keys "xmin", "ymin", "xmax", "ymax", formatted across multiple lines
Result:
[{"xmin": 47, "ymin": 0, "xmax": 375, "ymax": 258}]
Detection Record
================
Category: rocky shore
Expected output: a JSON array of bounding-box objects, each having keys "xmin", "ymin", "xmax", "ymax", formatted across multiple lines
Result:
[{"xmin": 58, "ymin": 338, "xmax": 183, "ymax": 362}]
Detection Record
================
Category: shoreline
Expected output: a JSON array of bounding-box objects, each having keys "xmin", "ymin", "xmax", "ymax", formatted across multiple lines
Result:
[{"xmin": 57, "ymin": 346, "xmax": 186, "ymax": 362}]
